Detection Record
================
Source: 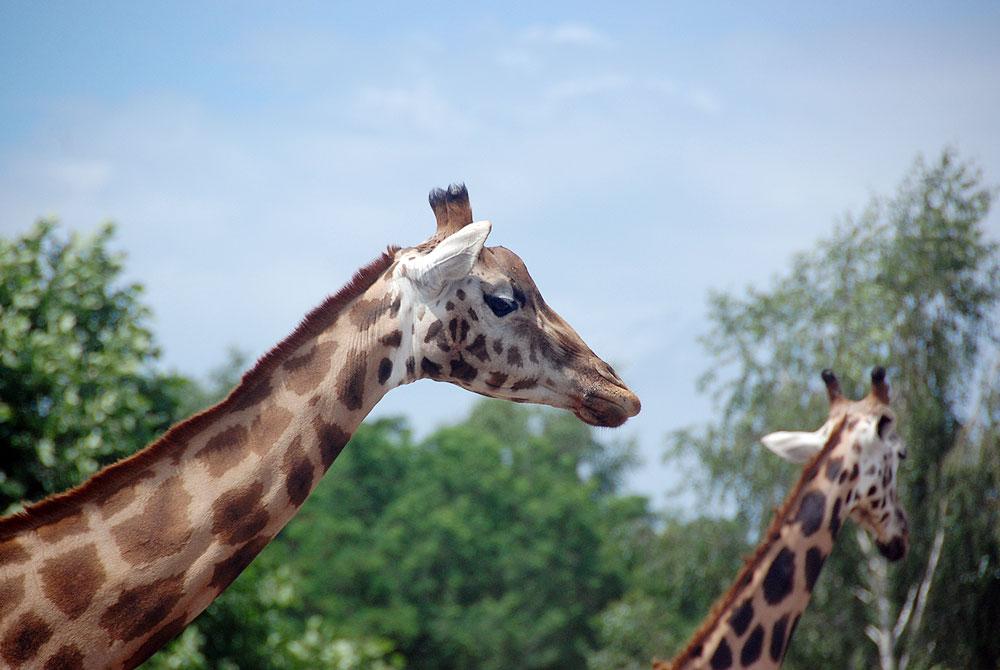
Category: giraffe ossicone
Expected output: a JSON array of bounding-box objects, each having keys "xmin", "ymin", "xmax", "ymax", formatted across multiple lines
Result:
[
  {"xmin": 0, "ymin": 183, "xmax": 640, "ymax": 670},
  {"xmin": 657, "ymin": 367, "xmax": 908, "ymax": 670}
]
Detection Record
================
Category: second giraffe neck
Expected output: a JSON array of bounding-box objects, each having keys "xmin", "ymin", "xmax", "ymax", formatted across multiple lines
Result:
[
  {"xmin": 0, "ymin": 258, "xmax": 417, "ymax": 669},
  {"xmin": 661, "ymin": 421, "xmax": 853, "ymax": 670}
]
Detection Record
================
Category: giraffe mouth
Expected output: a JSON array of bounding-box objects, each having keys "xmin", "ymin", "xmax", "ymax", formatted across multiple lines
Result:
[
  {"xmin": 876, "ymin": 536, "xmax": 907, "ymax": 562},
  {"xmin": 574, "ymin": 387, "xmax": 641, "ymax": 428}
]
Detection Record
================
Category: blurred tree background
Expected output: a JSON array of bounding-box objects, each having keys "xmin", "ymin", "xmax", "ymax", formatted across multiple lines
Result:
[{"xmin": 0, "ymin": 150, "xmax": 997, "ymax": 669}]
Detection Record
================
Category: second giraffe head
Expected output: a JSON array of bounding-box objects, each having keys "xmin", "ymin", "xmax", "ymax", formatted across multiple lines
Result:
[{"xmin": 761, "ymin": 367, "xmax": 909, "ymax": 561}]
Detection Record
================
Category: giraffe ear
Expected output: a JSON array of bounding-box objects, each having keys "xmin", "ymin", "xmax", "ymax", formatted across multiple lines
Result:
[
  {"xmin": 760, "ymin": 430, "xmax": 826, "ymax": 464},
  {"xmin": 404, "ymin": 220, "xmax": 491, "ymax": 294}
]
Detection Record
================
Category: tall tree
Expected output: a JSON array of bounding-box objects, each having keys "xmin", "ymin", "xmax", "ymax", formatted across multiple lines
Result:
[
  {"xmin": 0, "ymin": 221, "xmax": 191, "ymax": 512},
  {"xmin": 664, "ymin": 150, "xmax": 999, "ymax": 668}
]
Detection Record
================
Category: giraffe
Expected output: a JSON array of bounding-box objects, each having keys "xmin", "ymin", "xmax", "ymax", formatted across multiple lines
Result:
[
  {"xmin": 0, "ymin": 184, "xmax": 641, "ymax": 670},
  {"xmin": 655, "ymin": 367, "xmax": 909, "ymax": 670}
]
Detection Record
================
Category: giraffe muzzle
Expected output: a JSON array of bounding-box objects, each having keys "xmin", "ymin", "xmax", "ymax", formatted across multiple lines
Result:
[
  {"xmin": 876, "ymin": 535, "xmax": 907, "ymax": 562},
  {"xmin": 574, "ymin": 385, "xmax": 641, "ymax": 428}
]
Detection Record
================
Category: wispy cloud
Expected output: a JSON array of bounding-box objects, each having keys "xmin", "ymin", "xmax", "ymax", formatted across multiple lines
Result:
[
  {"xmin": 521, "ymin": 22, "xmax": 612, "ymax": 48},
  {"xmin": 353, "ymin": 82, "xmax": 473, "ymax": 135}
]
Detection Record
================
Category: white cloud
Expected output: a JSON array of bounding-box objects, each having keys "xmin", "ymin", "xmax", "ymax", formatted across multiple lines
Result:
[
  {"xmin": 353, "ymin": 82, "xmax": 473, "ymax": 135},
  {"xmin": 522, "ymin": 22, "xmax": 612, "ymax": 48},
  {"xmin": 687, "ymin": 87, "xmax": 723, "ymax": 116}
]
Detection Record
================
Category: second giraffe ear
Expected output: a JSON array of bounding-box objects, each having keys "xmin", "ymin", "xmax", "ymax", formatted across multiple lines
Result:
[
  {"xmin": 403, "ymin": 220, "xmax": 492, "ymax": 294},
  {"xmin": 760, "ymin": 430, "xmax": 826, "ymax": 464}
]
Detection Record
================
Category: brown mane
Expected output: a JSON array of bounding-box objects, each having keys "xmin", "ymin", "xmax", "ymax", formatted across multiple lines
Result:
[
  {"xmin": 0, "ymin": 246, "xmax": 399, "ymax": 542},
  {"xmin": 663, "ymin": 415, "xmax": 847, "ymax": 669}
]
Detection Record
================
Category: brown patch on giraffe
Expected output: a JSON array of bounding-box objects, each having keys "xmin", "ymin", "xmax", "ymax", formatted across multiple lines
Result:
[
  {"xmin": 96, "ymin": 467, "xmax": 156, "ymax": 519},
  {"xmin": 763, "ymin": 547, "xmax": 796, "ymax": 604},
  {"xmin": 378, "ymin": 358, "xmax": 394, "ymax": 385},
  {"xmin": 212, "ymin": 480, "xmax": 269, "ymax": 546},
  {"xmin": 728, "ymin": 598, "xmax": 753, "ymax": 636},
  {"xmin": 0, "ymin": 575, "xmax": 25, "ymax": 623},
  {"xmin": 465, "ymin": 334, "xmax": 490, "ymax": 362},
  {"xmin": 209, "ymin": 536, "xmax": 270, "ymax": 591},
  {"xmin": 1, "ymin": 611, "xmax": 52, "ymax": 667},
  {"xmin": 794, "ymin": 490, "xmax": 826, "ymax": 536},
  {"xmin": 349, "ymin": 293, "xmax": 394, "ymax": 330},
  {"xmin": 825, "ymin": 456, "xmax": 843, "ymax": 482},
  {"xmin": 283, "ymin": 436, "xmax": 315, "ymax": 507},
  {"xmin": 456, "ymin": 288, "xmax": 466, "ymax": 300},
  {"xmin": 100, "ymin": 573, "xmax": 185, "ymax": 643},
  {"xmin": 450, "ymin": 356, "xmax": 478, "ymax": 382},
  {"xmin": 380, "ymin": 329, "xmax": 403, "ymax": 348},
  {"xmin": 405, "ymin": 356, "xmax": 416, "ymax": 378},
  {"xmin": 39, "ymin": 544, "xmax": 106, "ymax": 619},
  {"xmin": 0, "ymin": 539, "xmax": 28, "ymax": 567},
  {"xmin": 805, "ymin": 546, "xmax": 826, "ymax": 591},
  {"xmin": 506, "ymin": 346, "xmax": 523, "ymax": 368},
  {"xmin": 121, "ymin": 613, "xmax": 189, "ymax": 669},
  {"xmin": 445, "ymin": 300, "xmax": 455, "ymax": 311},
  {"xmin": 228, "ymin": 378, "xmax": 273, "ymax": 412},
  {"xmin": 426, "ymin": 319, "xmax": 451, "ymax": 351},
  {"xmin": 42, "ymin": 644, "xmax": 84, "ymax": 670},
  {"xmin": 35, "ymin": 509, "xmax": 89, "ymax": 543},
  {"xmin": 468, "ymin": 307, "xmax": 479, "ymax": 322},
  {"xmin": 510, "ymin": 377, "xmax": 538, "ymax": 392},
  {"xmin": 283, "ymin": 340, "xmax": 338, "ymax": 395},
  {"xmin": 492, "ymin": 339, "xmax": 502, "ymax": 355},
  {"xmin": 248, "ymin": 403, "xmax": 294, "ymax": 455},
  {"xmin": 424, "ymin": 320, "xmax": 444, "ymax": 343},
  {"xmin": 195, "ymin": 424, "xmax": 250, "ymax": 477},
  {"xmin": 485, "ymin": 371, "xmax": 508, "ymax": 388},
  {"xmin": 459, "ymin": 319, "xmax": 470, "ymax": 343},
  {"xmin": 336, "ymin": 351, "xmax": 367, "ymax": 411},
  {"xmin": 112, "ymin": 476, "xmax": 193, "ymax": 565},
  {"xmin": 313, "ymin": 416, "xmax": 352, "ymax": 470},
  {"xmin": 740, "ymin": 623, "xmax": 764, "ymax": 666},
  {"xmin": 770, "ymin": 613, "xmax": 790, "ymax": 662},
  {"xmin": 829, "ymin": 497, "xmax": 843, "ymax": 537},
  {"xmin": 421, "ymin": 357, "xmax": 442, "ymax": 378},
  {"xmin": 448, "ymin": 317, "xmax": 459, "ymax": 342},
  {"xmin": 709, "ymin": 637, "xmax": 732, "ymax": 669}
]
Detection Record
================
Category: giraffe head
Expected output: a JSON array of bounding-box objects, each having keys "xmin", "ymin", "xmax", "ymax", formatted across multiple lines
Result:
[
  {"xmin": 761, "ymin": 367, "xmax": 908, "ymax": 561},
  {"xmin": 390, "ymin": 184, "xmax": 640, "ymax": 427}
]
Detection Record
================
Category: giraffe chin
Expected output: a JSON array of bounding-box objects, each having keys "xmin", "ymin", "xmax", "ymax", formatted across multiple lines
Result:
[{"xmin": 876, "ymin": 536, "xmax": 907, "ymax": 562}]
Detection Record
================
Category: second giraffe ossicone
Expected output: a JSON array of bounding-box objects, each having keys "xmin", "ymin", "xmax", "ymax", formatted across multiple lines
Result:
[
  {"xmin": 0, "ymin": 184, "xmax": 641, "ymax": 670},
  {"xmin": 657, "ymin": 367, "xmax": 908, "ymax": 670}
]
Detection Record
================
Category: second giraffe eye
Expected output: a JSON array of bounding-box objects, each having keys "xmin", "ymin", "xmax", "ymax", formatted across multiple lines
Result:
[{"xmin": 484, "ymin": 294, "xmax": 518, "ymax": 317}]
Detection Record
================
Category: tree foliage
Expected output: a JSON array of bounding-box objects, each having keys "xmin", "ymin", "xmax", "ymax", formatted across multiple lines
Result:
[{"xmin": 0, "ymin": 221, "xmax": 192, "ymax": 512}]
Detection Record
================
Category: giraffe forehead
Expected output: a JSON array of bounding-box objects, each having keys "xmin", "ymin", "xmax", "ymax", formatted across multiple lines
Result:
[{"xmin": 478, "ymin": 246, "xmax": 538, "ymax": 290}]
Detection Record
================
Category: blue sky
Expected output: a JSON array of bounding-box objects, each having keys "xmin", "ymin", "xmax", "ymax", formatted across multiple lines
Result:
[{"xmin": 2, "ymin": 2, "xmax": 998, "ymax": 507}]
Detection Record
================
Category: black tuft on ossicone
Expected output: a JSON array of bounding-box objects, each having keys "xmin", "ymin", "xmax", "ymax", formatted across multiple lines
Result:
[{"xmin": 428, "ymin": 183, "xmax": 473, "ymax": 233}]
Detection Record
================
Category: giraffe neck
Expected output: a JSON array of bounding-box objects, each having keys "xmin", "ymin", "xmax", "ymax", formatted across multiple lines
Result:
[
  {"xmin": 0, "ymin": 253, "xmax": 418, "ymax": 670},
  {"xmin": 659, "ymin": 420, "xmax": 854, "ymax": 670}
]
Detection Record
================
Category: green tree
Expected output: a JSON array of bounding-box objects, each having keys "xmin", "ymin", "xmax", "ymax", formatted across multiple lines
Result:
[
  {"xmin": 0, "ymin": 221, "xmax": 192, "ymax": 512},
  {"xmin": 661, "ymin": 150, "xmax": 999, "ymax": 668},
  {"xmin": 267, "ymin": 400, "xmax": 643, "ymax": 669},
  {"xmin": 588, "ymin": 515, "xmax": 749, "ymax": 670}
]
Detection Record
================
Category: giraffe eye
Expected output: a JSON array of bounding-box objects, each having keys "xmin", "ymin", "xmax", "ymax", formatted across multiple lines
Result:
[{"xmin": 484, "ymin": 293, "xmax": 518, "ymax": 317}]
